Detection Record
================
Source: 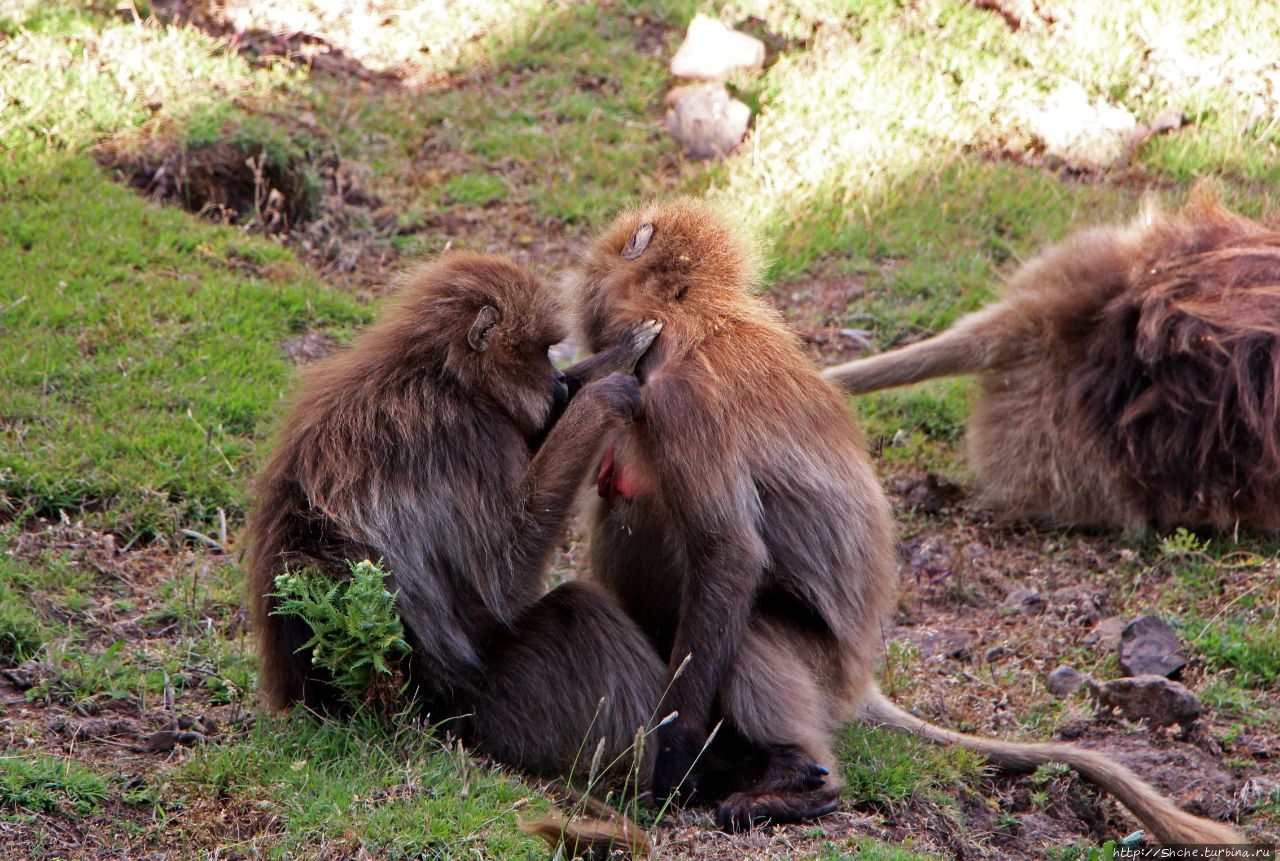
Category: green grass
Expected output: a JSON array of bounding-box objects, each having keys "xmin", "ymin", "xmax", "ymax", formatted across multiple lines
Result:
[
  {"xmin": 0, "ymin": 5, "xmax": 290, "ymax": 152},
  {"xmin": 0, "ymin": 155, "xmax": 367, "ymax": 537},
  {"xmin": 812, "ymin": 837, "xmax": 945, "ymax": 861},
  {"xmin": 170, "ymin": 712, "xmax": 551, "ymax": 859},
  {"xmin": 0, "ymin": 582, "xmax": 44, "ymax": 665},
  {"xmin": 0, "ymin": 755, "xmax": 111, "ymax": 815},
  {"xmin": 838, "ymin": 723, "xmax": 988, "ymax": 806},
  {"xmin": 1189, "ymin": 618, "xmax": 1280, "ymax": 689}
]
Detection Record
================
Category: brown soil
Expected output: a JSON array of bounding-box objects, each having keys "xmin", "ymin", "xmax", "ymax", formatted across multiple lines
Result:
[{"xmin": 5, "ymin": 486, "xmax": 1276, "ymax": 859}]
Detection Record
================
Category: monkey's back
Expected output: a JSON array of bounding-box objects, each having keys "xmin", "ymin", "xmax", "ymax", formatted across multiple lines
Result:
[
  {"xmin": 972, "ymin": 192, "xmax": 1280, "ymax": 531},
  {"xmin": 690, "ymin": 314, "xmax": 898, "ymax": 701}
]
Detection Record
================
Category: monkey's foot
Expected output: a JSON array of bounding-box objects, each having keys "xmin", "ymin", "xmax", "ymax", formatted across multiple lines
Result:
[
  {"xmin": 757, "ymin": 744, "xmax": 830, "ymax": 793},
  {"xmin": 714, "ymin": 784, "xmax": 841, "ymax": 832}
]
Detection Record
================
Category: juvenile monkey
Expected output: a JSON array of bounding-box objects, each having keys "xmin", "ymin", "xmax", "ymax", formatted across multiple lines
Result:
[
  {"xmin": 568, "ymin": 198, "xmax": 1246, "ymax": 843},
  {"xmin": 245, "ymin": 252, "xmax": 665, "ymax": 781},
  {"xmin": 823, "ymin": 188, "xmax": 1280, "ymax": 533}
]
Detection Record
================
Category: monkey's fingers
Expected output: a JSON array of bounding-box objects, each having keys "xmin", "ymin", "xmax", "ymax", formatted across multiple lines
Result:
[
  {"xmin": 714, "ymin": 786, "xmax": 841, "ymax": 832},
  {"xmin": 617, "ymin": 318, "xmax": 663, "ymax": 369},
  {"xmin": 758, "ymin": 745, "xmax": 830, "ymax": 793},
  {"xmin": 799, "ymin": 763, "xmax": 829, "ymax": 791}
]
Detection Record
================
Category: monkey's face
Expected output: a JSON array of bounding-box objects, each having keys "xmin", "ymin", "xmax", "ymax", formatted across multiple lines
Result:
[
  {"xmin": 572, "ymin": 197, "xmax": 755, "ymax": 354},
  {"xmin": 398, "ymin": 253, "xmax": 569, "ymax": 439},
  {"xmin": 462, "ymin": 288, "xmax": 569, "ymax": 439}
]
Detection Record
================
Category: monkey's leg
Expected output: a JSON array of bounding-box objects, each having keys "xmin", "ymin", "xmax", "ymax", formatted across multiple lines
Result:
[
  {"xmin": 462, "ymin": 580, "xmax": 666, "ymax": 784},
  {"xmin": 713, "ymin": 619, "xmax": 843, "ymax": 830}
]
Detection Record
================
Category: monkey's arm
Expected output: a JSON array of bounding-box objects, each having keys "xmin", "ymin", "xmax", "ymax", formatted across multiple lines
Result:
[
  {"xmin": 561, "ymin": 319, "xmax": 661, "ymax": 395},
  {"xmin": 643, "ymin": 380, "xmax": 769, "ymax": 800},
  {"xmin": 512, "ymin": 371, "xmax": 643, "ymax": 569}
]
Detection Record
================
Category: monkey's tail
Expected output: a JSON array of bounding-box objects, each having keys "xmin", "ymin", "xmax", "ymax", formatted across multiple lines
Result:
[
  {"xmin": 860, "ymin": 689, "xmax": 1245, "ymax": 845},
  {"xmin": 519, "ymin": 782, "xmax": 653, "ymax": 860},
  {"xmin": 821, "ymin": 307, "xmax": 1004, "ymax": 394},
  {"xmin": 519, "ymin": 814, "xmax": 653, "ymax": 860}
]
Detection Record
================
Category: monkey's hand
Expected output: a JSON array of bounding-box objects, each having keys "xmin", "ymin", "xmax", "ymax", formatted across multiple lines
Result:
[
  {"xmin": 616, "ymin": 318, "xmax": 662, "ymax": 373},
  {"xmin": 579, "ymin": 371, "xmax": 644, "ymax": 421},
  {"xmin": 560, "ymin": 322, "xmax": 660, "ymax": 395},
  {"xmin": 650, "ymin": 722, "xmax": 706, "ymax": 805}
]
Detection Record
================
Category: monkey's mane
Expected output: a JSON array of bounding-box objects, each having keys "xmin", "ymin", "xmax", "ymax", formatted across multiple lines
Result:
[{"xmin": 1066, "ymin": 191, "xmax": 1280, "ymax": 528}]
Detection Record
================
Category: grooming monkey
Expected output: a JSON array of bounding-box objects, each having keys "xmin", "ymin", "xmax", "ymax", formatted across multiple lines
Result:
[
  {"xmin": 245, "ymin": 252, "xmax": 666, "ymax": 781},
  {"xmin": 823, "ymin": 188, "xmax": 1280, "ymax": 533},
  {"xmin": 568, "ymin": 197, "xmax": 1246, "ymax": 843}
]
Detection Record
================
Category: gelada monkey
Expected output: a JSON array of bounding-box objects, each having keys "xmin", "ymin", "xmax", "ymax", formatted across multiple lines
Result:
[
  {"xmin": 824, "ymin": 188, "xmax": 1280, "ymax": 534},
  {"xmin": 568, "ymin": 197, "xmax": 1245, "ymax": 843},
  {"xmin": 245, "ymin": 252, "xmax": 666, "ymax": 786}
]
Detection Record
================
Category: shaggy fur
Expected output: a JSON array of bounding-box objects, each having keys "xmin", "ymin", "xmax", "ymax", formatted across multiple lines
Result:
[
  {"xmin": 571, "ymin": 198, "xmax": 1246, "ymax": 843},
  {"xmin": 245, "ymin": 252, "xmax": 665, "ymax": 779},
  {"xmin": 823, "ymin": 189, "xmax": 1280, "ymax": 533}
]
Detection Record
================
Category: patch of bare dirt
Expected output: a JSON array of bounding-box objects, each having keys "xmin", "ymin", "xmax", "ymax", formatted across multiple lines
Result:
[
  {"xmin": 1, "ymin": 519, "xmax": 257, "ymax": 859},
  {"xmin": 777, "ymin": 269, "xmax": 878, "ymax": 366}
]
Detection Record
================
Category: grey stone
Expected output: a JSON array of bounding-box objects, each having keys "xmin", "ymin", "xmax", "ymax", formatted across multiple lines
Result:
[
  {"xmin": 1092, "ymin": 674, "xmax": 1202, "ymax": 729},
  {"xmin": 664, "ymin": 84, "xmax": 752, "ymax": 160},
  {"xmin": 1047, "ymin": 584, "xmax": 1105, "ymax": 624},
  {"xmin": 1084, "ymin": 616, "xmax": 1126, "ymax": 652},
  {"xmin": 1002, "ymin": 588, "xmax": 1046, "ymax": 615},
  {"xmin": 1118, "ymin": 614, "xmax": 1187, "ymax": 678},
  {"xmin": 1046, "ymin": 665, "xmax": 1085, "ymax": 697}
]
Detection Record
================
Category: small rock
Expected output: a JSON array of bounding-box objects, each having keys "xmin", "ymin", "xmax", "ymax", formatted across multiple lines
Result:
[
  {"xmin": 1, "ymin": 661, "xmax": 41, "ymax": 690},
  {"xmin": 916, "ymin": 629, "xmax": 976, "ymax": 661},
  {"xmin": 904, "ymin": 473, "xmax": 964, "ymax": 515},
  {"xmin": 1084, "ymin": 616, "xmax": 1126, "ymax": 652},
  {"xmin": 664, "ymin": 83, "xmax": 752, "ymax": 160},
  {"xmin": 58, "ymin": 717, "xmax": 140, "ymax": 742},
  {"xmin": 1118, "ymin": 614, "xmax": 1187, "ymax": 678},
  {"xmin": 838, "ymin": 328, "xmax": 874, "ymax": 351},
  {"xmin": 907, "ymin": 535, "xmax": 955, "ymax": 574},
  {"xmin": 139, "ymin": 729, "xmax": 206, "ymax": 753},
  {"xmin": 1092, "ymin": 674, "xmax": 1202, "ymax": 729},
  {"xmin": 670, "ymin": 14, "xmax": 766, "ymax": 80},
  {"xmin": 1023, "ymin": 80, "xmax": 1137, "ymax": 170},
  {"xmin": 1047, "ymin": 585, "xmax": 1105, "ymax": 624},
  {"xmin": 1046, "ymin": 665, "xmax": 1085, "ymax": 697},
  {"xmin": 1002, "ymin": 588, "xmax": 1046, "ymax": 615}
]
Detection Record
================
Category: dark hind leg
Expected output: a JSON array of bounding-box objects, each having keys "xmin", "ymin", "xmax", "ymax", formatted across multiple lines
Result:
[
  {"xmin": 460, "ymin": 580, "xmax": 667, "ymax": 784},
  {"xmin": 713, "ymin": 620, "xmax": 843, "ymax": 830}
]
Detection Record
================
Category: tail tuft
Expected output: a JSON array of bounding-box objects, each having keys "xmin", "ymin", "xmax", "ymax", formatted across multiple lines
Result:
[{"xmin": 519, "ymin": 813, "xmax": 653, "ymax": 860}]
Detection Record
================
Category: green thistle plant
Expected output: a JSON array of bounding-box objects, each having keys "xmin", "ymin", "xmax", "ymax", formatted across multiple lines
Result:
[{"xmin": 270, "ymin": 560, "xmax": 411, "ymax": 708}]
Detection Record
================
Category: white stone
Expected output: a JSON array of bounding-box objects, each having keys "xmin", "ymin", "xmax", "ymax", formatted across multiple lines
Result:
[{"xmin": 670, "ymin": 14, "xmax": 766, "ymax": 80}]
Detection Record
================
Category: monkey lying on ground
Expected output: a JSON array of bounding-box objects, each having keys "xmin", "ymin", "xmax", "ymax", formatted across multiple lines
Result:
[
  {"xmin": 823, "ymin": 188, "xmax": 1280, "ymax": 533},
  {"xmin": 567, "ymin": 197, "xmax": 1245, "ymax": 843},
  {"xmin": 245, "ymin": 252, "xmax": 666, "ymax": 782}
]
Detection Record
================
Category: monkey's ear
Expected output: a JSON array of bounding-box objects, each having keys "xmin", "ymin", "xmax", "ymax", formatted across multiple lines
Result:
[
  {"xmin": 621, "ymin": 223, "xmax": 654, "ymax": 260},
  {"xmin": 468, "ymin": 305, "xmax": 502, "ymax": 353}
]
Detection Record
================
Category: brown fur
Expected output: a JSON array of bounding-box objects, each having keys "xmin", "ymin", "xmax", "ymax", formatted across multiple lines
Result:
[
  {"xmin": 245, "ymin": 252, "xmax": 665, "ymax": 782},
  {"xmin": 822, "ymin": 188, "xmax": 1280, "ymax": 533},
  {"xmin": 571, "ymin": 198, "xmax": 897, "ymax": 828},
  {"xmin": 569, "ymin": 198, "xmax": 1247, "ymax": 843}
]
